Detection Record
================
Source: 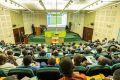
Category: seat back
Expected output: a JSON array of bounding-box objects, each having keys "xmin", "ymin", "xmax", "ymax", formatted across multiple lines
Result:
[
  {"xmin": 86, "ymin": 65, "xmax": 111, "ymax": 76},
  {"xmin": 112, "ymin": 63, "xmax": 120, "ymax": 73},
  {"xmin": 36, "ymin": 67, "xmax": 60, "ymax": 80},
  {"xmin": 13, "ymin": 51, "xmax": 21, "ymax": 56},
  {"xmin": 8, "ymin": 68, "xmax": 34, "ymax": 79},
  {"xmin": 74, "ymin": 66, "xmax": 86, "ymax": 74},
  {"xmin": 0, "ymin": 69, "xmax": 7, "ymax": 77}
]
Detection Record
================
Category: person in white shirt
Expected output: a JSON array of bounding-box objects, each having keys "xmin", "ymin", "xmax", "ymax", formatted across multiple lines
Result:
[{"xmin": 0, "ymin": 54, "xmax": 16, "ymax": 73}]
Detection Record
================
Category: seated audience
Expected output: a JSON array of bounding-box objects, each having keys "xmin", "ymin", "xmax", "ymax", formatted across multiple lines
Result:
[
  {"xmin": 0, "ymin": 54, "xmax": 16, "ymax": 73},
  {"xmin": 111, "ymin": 55, "xmax": 120, "ymax": 64},
  {"xmin": 17, "ymin": 55, "xmax": 39, "ymax": 72},
  {"xmin": 52, "ymin": 50, "xmax": 59, "ymax": 56},
  {"xmin": 21, "ymin": 49, "xmax": 28, "ymax": 57},
  {"xmin": 98, "ymin": 56, "xmax": 108, "ymax": 66},
  {"xmin": 73, "ymin": 54, "xmax": 84, "ymax": 66},
  {"xmin": 41, "ymin": 56, "xmax": 59, "ymax": 68},
  {"xmin": 95, "ymin": 46, "xmax": 103, "ymax": 59},
  {"xmin": 62, "ymin": 47, "xmax": 68, "ymax": 56},
  {"xmin": 6, "ymin": 50, "xmax": 18, "ymax": 66},
  {"xmin": 59, "ymin": 57, "xmax": 87, "ymax": 80},
  {"xmin": 97, "ymin": 56, "xmax": 112, "ymax": 66},
  {"xmin": 48, "ymin": 56, "xmax": 59, "ymax": 67},
  {"xmin": 109, "ymin": 46, "xmax": 117, "ymax": 53},
  {"xmin": 39, "ymin": 50, "xmax": 46, "ymax": 56}
]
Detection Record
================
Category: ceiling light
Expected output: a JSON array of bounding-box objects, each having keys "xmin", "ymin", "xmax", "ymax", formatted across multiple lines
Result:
[{"xmin": 5, "ymin": 0, "xmax": 7, "ymax": 2}]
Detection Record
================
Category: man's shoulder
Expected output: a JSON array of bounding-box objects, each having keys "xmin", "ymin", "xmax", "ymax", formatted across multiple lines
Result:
[{"xmin": 73, "ymin": 73, "xmax": 87, "ymax": 80}]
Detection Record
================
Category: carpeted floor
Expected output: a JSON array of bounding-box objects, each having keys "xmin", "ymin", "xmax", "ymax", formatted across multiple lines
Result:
[{"xmin": 28, "ymin": 32, "xmax": 84, "ymax": 44}]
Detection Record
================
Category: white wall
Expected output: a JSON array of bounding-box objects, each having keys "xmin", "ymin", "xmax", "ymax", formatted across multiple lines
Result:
[
  {"xmin": 22, "ymin": 11, "xmax": 47, "ymax": 34},
  {"xmin": 0, "ymin": 7, "xmax": 15, "ymax": 43},
  {"xmin": 69, "ymin": 11, "xmax": 85, "ymax": 37},
  {"xmin": 93, "ymin": 5, "xmax": 120, "ymax": 41}
]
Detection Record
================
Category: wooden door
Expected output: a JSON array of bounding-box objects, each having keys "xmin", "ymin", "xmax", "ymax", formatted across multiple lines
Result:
[
  {"xmin": 83, "ymin": 27, "xmax": 93, "ymax": 41},
  {"xmin": 13, "ymin": 28, "xmax": 20, "ymax": 44},
  {"xmin": 19, "ymin": 27, "xmax": 25, "ymax": 34},
  {"xmin": 13, "ymin": 27, "xmax": 25, "ymax": 44}
]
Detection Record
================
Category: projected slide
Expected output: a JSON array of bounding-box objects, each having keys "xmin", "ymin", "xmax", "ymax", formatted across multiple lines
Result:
[{"xmin": 47, "ymin": 12, "xmax": 67, "ymax": 27}]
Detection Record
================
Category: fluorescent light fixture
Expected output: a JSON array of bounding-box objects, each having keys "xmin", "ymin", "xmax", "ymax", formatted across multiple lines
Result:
[
  {"xmin": 84, "ymin": 0, "xmax": 115, "ymax": 10},
  {"xmin": 42, "ymin": 0, "xmax": 69, "ymax": 10},
  {"xmin": 13, "ymin": 0, "xmax": 43, "ymax": 10},
  {"xmin": 66, "ymin": 0, "xmax": 99, "ymax": 10},
  {"xmin": 0, "ymin": 0, "xmax": 24, "ymax": 9}
]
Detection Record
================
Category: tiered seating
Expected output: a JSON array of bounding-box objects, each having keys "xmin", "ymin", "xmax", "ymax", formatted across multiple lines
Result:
[
  {"xmin": 86, "ymin": 65, "xmax": 111, "ymax": 76},
  {"xmin": 0, "ymin": 39, "xmax": 120, "ymax": 79},
  {"xmin": 0, "ymin": 69, "xmax": 7, "ymax": 77},
  {"xmin": 36, "ymin": 67, "xmax": 60, "ymax": 80},
  {"xmin": 8, "ymin": 68, "xmax": 34, "ymax": 79}
]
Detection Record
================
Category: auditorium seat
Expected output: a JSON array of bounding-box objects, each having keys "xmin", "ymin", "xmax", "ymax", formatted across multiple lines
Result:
[
  {"xmin": 8, "ymin": 68, "xmax": 35, "ymax": 79},
  {"xmin": 112, "ymin": 63, "xmax": 120, "ymax": 73},
  {"xmin": 86, "ymin": 65, "xmax": 111, "ymax": 76},
  {"xmin": 36, "ymin": 67, "xmax": 60, "ymax": 80},
  {"xmin": 34, "ymin": 56, "xmax": 48, "ymax": 63},
  {"xmin": 13, "ymin": 51, "xmax": 21, "ymax": 57},
  {"xmin": 112, "ymin": 52, "xmax": 120, "ymax": 55},
  {"xmin": 74, "ymin": 66, "xmax": 86, "ymax": 74},
  {"xmin": 0, "ymin": 69, "xmax": 7, "ymax": 77}
]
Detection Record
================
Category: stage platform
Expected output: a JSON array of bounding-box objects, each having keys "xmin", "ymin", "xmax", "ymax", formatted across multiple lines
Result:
[{"xmin": 28, "ymin": 32, "xmax": 81, "ymax": 43}]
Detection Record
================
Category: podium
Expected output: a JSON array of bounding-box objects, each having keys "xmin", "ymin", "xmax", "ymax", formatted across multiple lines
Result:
[
  {"xmin": 35, "ymin": 27, "xmax": 41, "ymax": 36},
  {"xmin": 45, "ymin": 31, "xmax": 66, "ymax": 43},
  {"xmin": 52, "ymin": 37, "xmax": 59, "ymax": 43}
]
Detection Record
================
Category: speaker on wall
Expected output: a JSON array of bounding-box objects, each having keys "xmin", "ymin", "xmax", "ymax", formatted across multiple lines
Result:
[
  {"xmin": 12, "ymin": 24, "xmax": 16, "ymax": 27},
  {"xmin": 90, "ymin": 22, "xmax": 94, "ymax": 26}
]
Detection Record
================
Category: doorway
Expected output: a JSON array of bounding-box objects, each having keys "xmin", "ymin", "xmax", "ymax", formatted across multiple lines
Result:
[
  {"xmin": 83, "ymin": 27, "xmax": 93, "ymax": 41},
  {"xmin": 13, "ymin": 27, "xmax": 25, "ymax": 44}
]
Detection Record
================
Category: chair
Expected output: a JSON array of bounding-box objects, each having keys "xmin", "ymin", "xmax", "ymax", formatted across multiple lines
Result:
[
  {"xmin": 36, "ymin": 67, "xmax": 60, "ymax": 80},
  {"xmin": 13, "ymin": 51, "xmax": 21, "ymax": 56},
  {"xmin": 112, "ymin": 63, "xmax": 120, "ymax": 73},
  {"xmin": 34, "ymin": 56, "xmax": 48, "ymax": 63},
  {"xmin": 100, "ymin": 52, "xmax": 108, "ymax": 57},
  {"xmin": 8, "ymin": 68, "xmax": 35, "ymax": 79},
  {"xmin": 74, "ymin": 66, "xmax": 86, "ymax": 74},
  {"xmin": 86, "ymin": 65, "xmax": 111, "ymax": 76},
  {"xmin": 112, "ymin": 52, "xmax": 120, "ymax": 55},
  {"xmin": 0, "ymin": 69, "xmax": 7, "ymax": 77}
]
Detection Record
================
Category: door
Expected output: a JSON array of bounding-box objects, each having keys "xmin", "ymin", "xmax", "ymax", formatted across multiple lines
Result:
[
  {"xmin": 13, "ymin": 27, "xmax": 25, "ymax": 44},
  {"xmin": 83, "ymin": 27, "xmax": 93, "ymax": 41},
  {"xmin": 19, "ymin": 27, "xmax": 25, "ymax": 34},
  {"xmin": 13, "ymin": 28, "xmax": 20, "ymax": 44}
]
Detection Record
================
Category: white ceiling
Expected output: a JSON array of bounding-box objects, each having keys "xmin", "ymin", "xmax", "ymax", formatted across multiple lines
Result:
[{"xmin": 0, "ymin": 0, "xmax": 119, "ymax": 11}]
